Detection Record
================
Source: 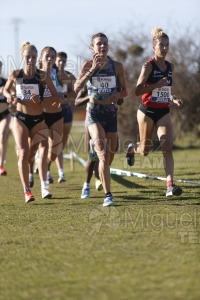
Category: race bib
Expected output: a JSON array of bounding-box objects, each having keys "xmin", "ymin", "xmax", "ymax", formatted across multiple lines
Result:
[
  {"xmin": 151, "ymin": 86, "xmax": 171, "ymax": 103},
  {"xmin": 92, "ymin": 76, "xmax": 116, "ymax": 94},
  {"xmin": 16, "ymin": 84, "xmax": 39, "ymax": 100}
]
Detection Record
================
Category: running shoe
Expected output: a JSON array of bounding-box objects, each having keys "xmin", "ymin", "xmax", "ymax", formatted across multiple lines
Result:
[
  {"xmin": 41, "ymin": 187, "xmax": 52, "ymax": 199},
  {"xmin": 89, "ymin": 139, "xmax": 97, "ymax": 161},
  {"xmin": 25, "ymin": 190, "xmax": 35, "ymax": 203},
  {"xmin": 0, "ymin": 166, "xmax": 7, "ymax": 176},
  {"xmin": 95, "ymin": 179, "xmax": 103, "ymax": 191},
  {"xmin": 29, "ymin": 173, "xmax": 34, "ymax": 188},
  {"xmin": 58, "ymin": 174, "xmax": 66, "ymax": 183},
  {"xmin": 46, "ymin": 173, "xmax": 54, "ymax": 184},
  {"xmin": 81, "ymin": 187, "xmax": 90, "ymax": 199},
  {"xmin": 103, "ymin": 194, "xmax": 115, "ymax": 207},
  {"xmin": 166, "ymin": 185, "xmax": 182, "ymax": 197},
  {"xmin": 126, "ymin": 143, "xmax": 135, "ymax": 166}
]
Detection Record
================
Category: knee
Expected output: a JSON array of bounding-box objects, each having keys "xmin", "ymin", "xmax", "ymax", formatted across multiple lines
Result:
[
  {"xmin": 38, "ymin": 145, "xmax": 48, "ymax": 158},
  {"xmin": 16, "ymin": 148, "xmax": 29, "ymax": 161},
  {"xmin": 97, "ymin": 148, "xmax": 110, "ymax": 164},
  {"xmin": 48, "ymin": 153, "xmax": 57, "ymax": 162}
]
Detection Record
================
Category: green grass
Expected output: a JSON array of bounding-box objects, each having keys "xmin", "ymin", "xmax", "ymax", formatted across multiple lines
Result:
[{"xmin": 0, "ymin": 130, "xmax": 200, "ymax": 300}]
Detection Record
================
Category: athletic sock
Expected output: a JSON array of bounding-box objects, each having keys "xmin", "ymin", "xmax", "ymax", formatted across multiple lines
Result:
[
  {"xmin": 105, "ymin": 192, "xmax": 112, "ymax": 197},
  {"xmin": 167, "ymin": 180, "xmax": 173, "ymax": 187},
  {"xmin": 58, "ymin": 168, "xmax": 64, "ymax": 176},
  {"xmin": 41, "ymin": 181, "xmax": 47, "ymax": 189},
  {"xmin": 83, "ymin": 182, "xmax": 90, "ymax": 189},
  {"xmin": 24, "ymin": 186, "xmax": 30, "ymax": 192}
]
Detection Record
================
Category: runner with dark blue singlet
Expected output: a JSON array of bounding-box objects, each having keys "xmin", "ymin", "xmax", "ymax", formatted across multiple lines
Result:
[{"xmin": 54, "ymin": 51, "xmax": 77, "ymax": 183}]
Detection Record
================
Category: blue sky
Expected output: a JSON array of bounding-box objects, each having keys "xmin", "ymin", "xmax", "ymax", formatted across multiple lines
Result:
[{"xmin": 0, "ymin": 0, "xmax": 199, "ymax": 77}]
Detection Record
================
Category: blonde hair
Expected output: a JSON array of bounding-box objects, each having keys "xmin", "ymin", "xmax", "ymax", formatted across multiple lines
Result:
[
  {"xmin": 20, "ymin": 41, "xmax": 37, "ymax": 57},
  {"xmin": 151, "ymin": 27, "xmax": 169, "ymax": 46}
]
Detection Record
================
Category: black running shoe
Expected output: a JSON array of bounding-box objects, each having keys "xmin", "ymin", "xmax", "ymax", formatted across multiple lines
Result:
[
  {"xmin": 166, "ymin": 185, "xmax": 182, "ymax": 197},
  {"xmin": 126, "ymin": 143, "xmax": 135, "ymax": 166}
]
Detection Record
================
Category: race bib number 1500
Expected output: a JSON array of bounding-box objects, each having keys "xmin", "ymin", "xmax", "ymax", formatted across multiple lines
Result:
[{"xmin": 151, "ymin": 86, "xmax": 171, "ymax": 103}]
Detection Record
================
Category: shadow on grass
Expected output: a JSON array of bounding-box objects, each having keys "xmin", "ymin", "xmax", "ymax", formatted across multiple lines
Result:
[
  {"xmin": 179, "ymin": 185, "xmax": 200, "ymax": 190},
  {"xmin": 33, "ymin": 202, "xmax": 55, "ymax": 206},
  {"xmin": 169, "ymin": 202, "xmax": 200, "ymax": 206},
  {"xmin": 111, "ymin": 174, "xmax": 146, "ymax": 189},
  {"xmin": 119, "ymin": 196, "xmax": 150, "ymax": 202}
]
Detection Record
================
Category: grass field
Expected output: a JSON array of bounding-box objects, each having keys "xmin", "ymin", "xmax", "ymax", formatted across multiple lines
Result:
[{"xmin": 0, "ymin": 127, "xmax": 200, "ymax": 300}]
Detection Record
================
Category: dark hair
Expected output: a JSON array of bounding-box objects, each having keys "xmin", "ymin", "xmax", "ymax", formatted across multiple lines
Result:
[
  {"xmin": 57, "ymin": 52, "xmax": 67, "ymax": 60},
  {"xmin": 39, "ymin": 46, "xmax": 57, "ymax": 68},
  {"xmin": 0, "ymin": 61, "xmax": 2, "ymax": 67},
  {"xmin": 90, "ymin": 32, "xmax": 108, "ymax": 47}
]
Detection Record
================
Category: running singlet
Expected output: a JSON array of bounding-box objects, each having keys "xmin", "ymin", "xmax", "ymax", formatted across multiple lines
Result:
[
  {"xmin": 142, "ymin": 58, "xmax": 173, "ymax": 108},
  {"xmin": 16, "ymin": 69, "xmax": 43, "ymax": 100},
  {"xmin": 0, "ymin": 77, "xmax": 7, "ymax": 103},
  {"xmin": 86, "ymin": 57, "xmax": 118, "ymax": 132},
  {"xmin": 43, "ymin": 68, "xmax": 62, "ymax": 98},
  {"xmin": 86, "ymin": 58, "xmax": 117, "ymax": 101}
]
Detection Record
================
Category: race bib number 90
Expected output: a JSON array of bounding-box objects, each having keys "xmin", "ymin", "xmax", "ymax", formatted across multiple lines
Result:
[
  {"xmin": 16, "ymin": 84, "xmax": 39, "ymax": 100},
  {"xmin": 151, "ymin": 86, "xmax": 171, "ymax": 103},
  {"xmin": 92, "ymin": 76, "xmax": 116, "ymax": 94}
]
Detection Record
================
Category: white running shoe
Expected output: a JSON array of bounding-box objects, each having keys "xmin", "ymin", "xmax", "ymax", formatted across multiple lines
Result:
[
  {"xmin": 58, "ymin": 174, "xmax": 66, "ymax": 183},
  {"xmin": 103, "ymin": 195, "xmax": 115, "ymax": 207},
  {"xmin": 81, "ymin": 187, "xmax": 90, "ymax": 199},
  {"xmin": 41, "ymin": 187, "xmax": 52, "ymax": 199}
]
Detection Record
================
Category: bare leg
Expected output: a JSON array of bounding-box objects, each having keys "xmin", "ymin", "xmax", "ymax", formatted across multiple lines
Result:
[
  {"xmin": 55, "ymin": 121, "xmax": 72, "ymax": 181},
  {"xmin": 136, "ymin": 109, "xmax": 155, "ymax": 156},
  {"xmin": 12, "ymin": 118, "xmax": 30, "ymax": 189},
  {"xmin": 0, "ymin": 114, "xmax": 11, "ymax": 169},
  {"xmin": 88, "ymin": 123, "xmax": 111, "ymax": 194},
  {"xmin": 156, "ymin": 114, "xmax": 174, "ymax": 183}
]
